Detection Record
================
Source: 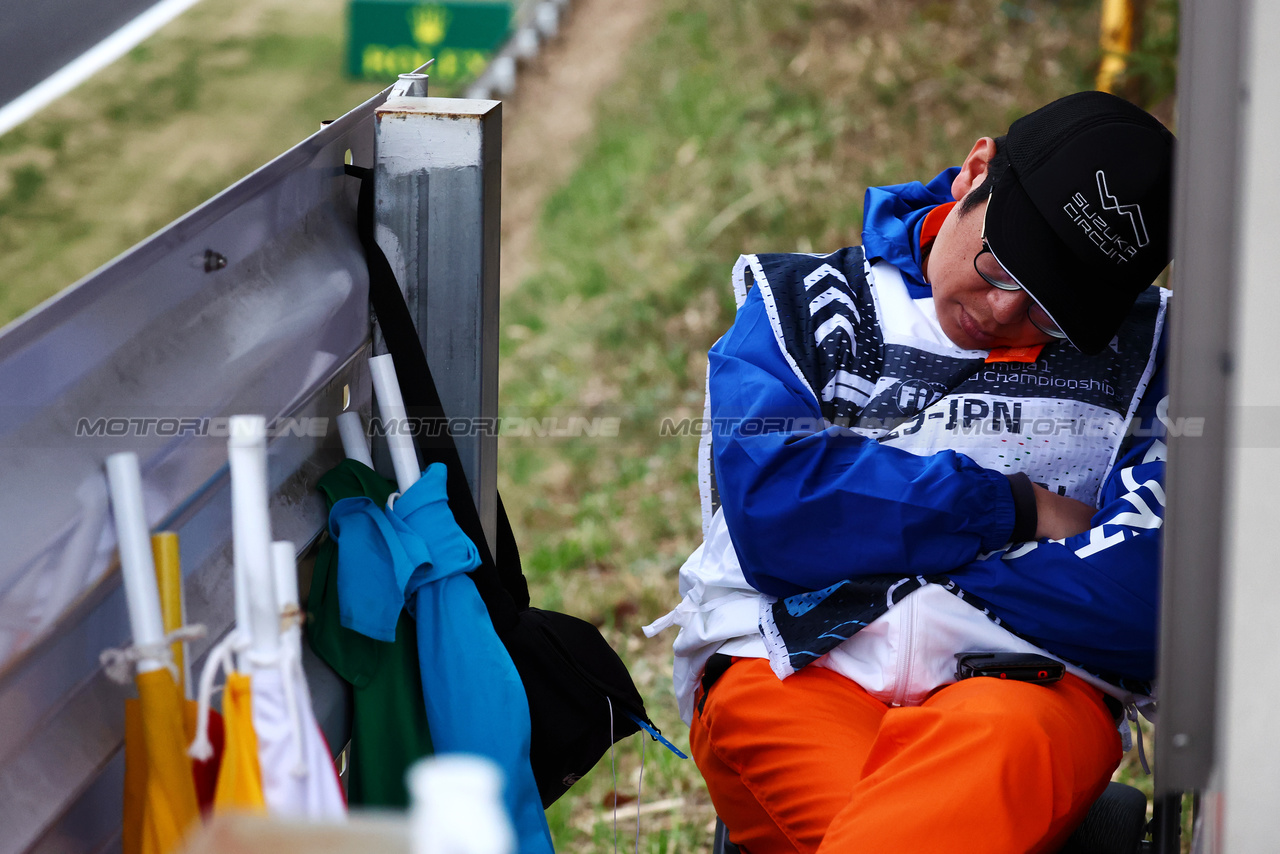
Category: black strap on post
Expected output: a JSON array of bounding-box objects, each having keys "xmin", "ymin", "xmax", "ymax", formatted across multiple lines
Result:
[{"xmin": 345, "ymin": 164, "xmax": 530, "ymax": 625}]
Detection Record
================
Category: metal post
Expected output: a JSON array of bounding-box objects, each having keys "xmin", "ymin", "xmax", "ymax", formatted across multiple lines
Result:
[
  {"xmin": 374, "ymin": 93, "xmax": 501, "ymax": 557},
  {"xmin": 1211, "ymin": 0, "xmax": 1280, "ymax": 847},
  {"xmin": 1156, "ymin": 0, "xmax": 1245, "ymax": 794},
  {"xmin": 1162, "ymin": 0, "xmax": 1280, "ymax": 848}
]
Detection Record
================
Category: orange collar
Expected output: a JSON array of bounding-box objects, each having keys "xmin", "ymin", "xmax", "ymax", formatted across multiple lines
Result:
[{"xmin": 919, "ymin": 201, "xmax": 957, "ymax": 257}]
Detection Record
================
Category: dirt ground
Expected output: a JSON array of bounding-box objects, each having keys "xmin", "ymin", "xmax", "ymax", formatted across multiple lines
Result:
[{"xmin": 499, "ymin": 0, "xmax": 660, "ymax": 293}]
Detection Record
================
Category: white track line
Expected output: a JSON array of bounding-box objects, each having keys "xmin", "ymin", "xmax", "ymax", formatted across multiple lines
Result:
[{"xmin": 0, "ymin": 0, "xmax": 206, "ymax": 138}]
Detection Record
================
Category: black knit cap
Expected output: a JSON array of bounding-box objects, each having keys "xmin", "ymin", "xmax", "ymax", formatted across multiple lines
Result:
[{"xmin": 985, "ymin": 91, "xmax": 1174, "ymax": 354}]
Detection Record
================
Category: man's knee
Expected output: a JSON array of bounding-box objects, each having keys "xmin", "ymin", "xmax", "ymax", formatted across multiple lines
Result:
[{"xmin": 690, "ymin": 659, "xmax": 888, "ymax": 854}]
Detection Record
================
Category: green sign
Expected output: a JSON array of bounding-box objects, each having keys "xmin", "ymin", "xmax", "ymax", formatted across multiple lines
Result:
[{"xmin": 347, "ymin": 1, "xmax": 514, "ymax": 86}]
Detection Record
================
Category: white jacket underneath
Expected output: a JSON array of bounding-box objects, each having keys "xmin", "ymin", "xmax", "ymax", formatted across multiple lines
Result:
[{"xmin": 644, "ymin": 508, "xmax": 1141, "ymax": 728}]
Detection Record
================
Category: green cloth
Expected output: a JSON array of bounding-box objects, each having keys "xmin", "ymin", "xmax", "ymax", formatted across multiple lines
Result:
[{"xmin": 306, "ymin": 458, "xmax": 433, "ymax": 807}]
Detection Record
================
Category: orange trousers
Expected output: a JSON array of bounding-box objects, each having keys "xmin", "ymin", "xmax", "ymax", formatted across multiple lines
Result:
[{"xmin": 690, "ymin": 658, "xmax": 1121, "ymax": 854}]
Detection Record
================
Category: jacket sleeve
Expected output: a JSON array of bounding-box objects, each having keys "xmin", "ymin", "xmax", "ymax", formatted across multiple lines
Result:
[
  {"xmin": 711, "ymin": 285, "xmax": 1019, "ymax": 598},
  {"xmin": 945, "ymin": 359, "xmax": 1169, "ymax": 682}
]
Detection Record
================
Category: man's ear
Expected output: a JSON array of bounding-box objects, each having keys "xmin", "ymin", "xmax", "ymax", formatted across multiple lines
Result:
[{"xmin": 951, "ymin": 137, "xmax": 998, "ymax": 201}]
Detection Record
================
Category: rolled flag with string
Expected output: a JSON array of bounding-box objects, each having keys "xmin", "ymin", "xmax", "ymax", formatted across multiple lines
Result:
[
  {"xmin": 151, "ymin": 532, "xmax": 224, "ymax": 812},
  {"xmin": 106, "ymin": 452, "xmax": 200, "ymax": 854},
  {"xmin": 251, "ymin": 540, "xmax": 347, "ymax": 819},
  {"xmin": 197, "ymin": 416, "xmax": 278, "ymax": 813},
  {"xmin": 190, "ymin": 627, "xmax": 264, "ymax": 814}
]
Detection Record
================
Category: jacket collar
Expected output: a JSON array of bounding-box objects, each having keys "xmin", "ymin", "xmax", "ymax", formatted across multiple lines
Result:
[{"xmin": 861, "ymin": 167, "xmax": 959, "ymax": 297}]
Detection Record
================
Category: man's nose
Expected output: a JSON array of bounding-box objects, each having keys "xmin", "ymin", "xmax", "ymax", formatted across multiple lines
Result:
[{"xmin": 987, "ymin": 286, "xmax": 1033, "ymax": 326}]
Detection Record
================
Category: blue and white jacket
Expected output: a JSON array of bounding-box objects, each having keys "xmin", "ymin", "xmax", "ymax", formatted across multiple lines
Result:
[{"xmin": 645, "ymin": 169, "xmax": 1169, "ymax": 726}]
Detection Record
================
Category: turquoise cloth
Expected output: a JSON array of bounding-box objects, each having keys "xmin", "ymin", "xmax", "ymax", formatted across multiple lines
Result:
[{"xmin": 329, "ymin": 463, "xmax": 553, "ymax": 854}]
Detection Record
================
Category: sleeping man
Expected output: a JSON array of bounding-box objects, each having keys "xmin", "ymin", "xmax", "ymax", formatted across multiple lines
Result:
[{"xmin": 645, "ymin": 91, "xmax": 1174, "ymax": 853}]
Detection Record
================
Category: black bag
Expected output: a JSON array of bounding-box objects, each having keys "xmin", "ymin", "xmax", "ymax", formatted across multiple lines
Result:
[{"xmin": 347, "ymin": 165, "xmax": 652, "ymax": 806}]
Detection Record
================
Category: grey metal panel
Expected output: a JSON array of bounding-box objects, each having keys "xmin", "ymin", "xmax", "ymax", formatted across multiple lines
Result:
[
  {"xmin": 25, "ymin": 751, "xmax": 124, "ymax": 854},
  {"xmin": 0, "ymin": 94, "xmax": 382, "ymax": 670},
  {"xmin": 374, "ymin": 97, "xmax": 501, "ymax": 557},
  {"xmin": 1, "ymin": 672, "xmax": 127, "ymax": 854},
  {"xmin": 0, "ymin": 351, "xmax": 371, "ymax": 854},
  {"xmin": 0, "ymin": 87, "xmax": 388, "ymax": 853},
  {"xmin": 1215, "ymin": 0, "xmax": 1280, "ymax": 847},
  {"xmin": 1155, "ymin": 0, "xmax": 1246, "ymax": 793}
]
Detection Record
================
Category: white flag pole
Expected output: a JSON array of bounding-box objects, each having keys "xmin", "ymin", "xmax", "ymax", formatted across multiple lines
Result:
[
  {"xmin": 105, "ymin": 452, "xmax": 166, "ymax": 672},
  {"xmin": 228, "ymin": 415, "xmax": 279, "ymax": 661},
  {"xmin": 369, "ymin": 354, "xmax": 421, "ymax": 492},
  {"xmin": 270, "ymin": 540, "xmax": 300, "ymax": 620},
  {"xmin": 336, "ymin": 410, "xmax": 374, "ymax": 468}
]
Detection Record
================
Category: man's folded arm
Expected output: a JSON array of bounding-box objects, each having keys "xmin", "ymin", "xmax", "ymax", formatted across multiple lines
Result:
[
  {"xmin": 710, "ymin": 290, "xmax": 1024, "ymax": 598},
  {"xmin": 946, "ymin": 433, "xmax": 1166, "ymax": 681}
]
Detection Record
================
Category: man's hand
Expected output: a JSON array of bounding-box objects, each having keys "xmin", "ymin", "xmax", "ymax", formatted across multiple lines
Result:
[{"xmin": 1033, "ymin": 485, "xmax": 1095, "ymax": 540}]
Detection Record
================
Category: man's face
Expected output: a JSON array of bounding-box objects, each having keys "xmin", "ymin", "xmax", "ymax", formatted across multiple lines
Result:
[{"xmin": 925, "ymin": 196, "xmax": 1056, "ymax": 351}]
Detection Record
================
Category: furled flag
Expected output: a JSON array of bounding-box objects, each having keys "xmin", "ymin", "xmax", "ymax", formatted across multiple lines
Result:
[
  {"xmin": 191, "ymin": 415, "xmax": 346, "ymax": 819},
  {"xmin": 329, "ymin": 463, "xmax": 554, "ymax": 854},
  {"xmin": 326, "ymin": 356, "xmax": 551, "ymax": 852},
  {"xmin": 306, "ymin": 458, "xmax": 436, "ymax": 807},
  {"xmin": 105, "ymin": 454, "xmax": 201, "ymax": 854},
  {"xmin": 252, "ymin": 540, "xmax": 346, "ymax": 818}
]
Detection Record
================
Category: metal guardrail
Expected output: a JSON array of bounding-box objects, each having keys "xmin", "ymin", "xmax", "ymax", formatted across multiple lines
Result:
[
  {"xmin": 0, "ymin": 73, "xmax": 501, "ymax": 853},
  {"xmin": 465, "ymin": 0, "xmax": 571, "ymax": 100}
]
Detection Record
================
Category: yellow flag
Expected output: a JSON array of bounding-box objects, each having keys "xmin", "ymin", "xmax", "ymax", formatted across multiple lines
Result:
[
  {"xmin": 122, "ymin": 669, "xmax": 201, "ymax": 854},
  {"xmin": 122, "ymin": 698, "xmax": 146, "ymax": 854},
  {"xmin": 1096, "ymin": 0, "xmax": 1137, "ymax": 93},
  {"xmin": 214, "ymin": 672, "xmax": 266, "ymax": 812}
]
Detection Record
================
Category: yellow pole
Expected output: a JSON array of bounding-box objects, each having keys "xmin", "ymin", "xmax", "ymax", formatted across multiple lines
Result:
[
  {"xmin": 150, "ymin": 532, "xmax": 186, "ymax": 695},
  {"xmin": 1097, "ymin": 0, "xmax": 1139, "ymax": 93}
]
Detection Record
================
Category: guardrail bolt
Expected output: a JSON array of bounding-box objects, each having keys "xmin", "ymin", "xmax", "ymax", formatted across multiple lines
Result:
[
  {"xmin": 203, "ymin": 249, "xmax": 228, "ymax": 273},
  {"xmin": 393, "ymin": 73, "xmax": 430, "ymax": 98}
]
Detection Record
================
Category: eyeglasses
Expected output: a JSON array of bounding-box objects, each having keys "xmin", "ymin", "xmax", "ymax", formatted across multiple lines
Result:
[{"xmin": 974, "ymin": 204, "xmax": 1067, "ymax": 339}]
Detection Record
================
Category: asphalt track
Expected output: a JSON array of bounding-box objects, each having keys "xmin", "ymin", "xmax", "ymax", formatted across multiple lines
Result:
[{"xmin": 0, "ymin": 0, "xmax": 160, "ymax": 110}]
